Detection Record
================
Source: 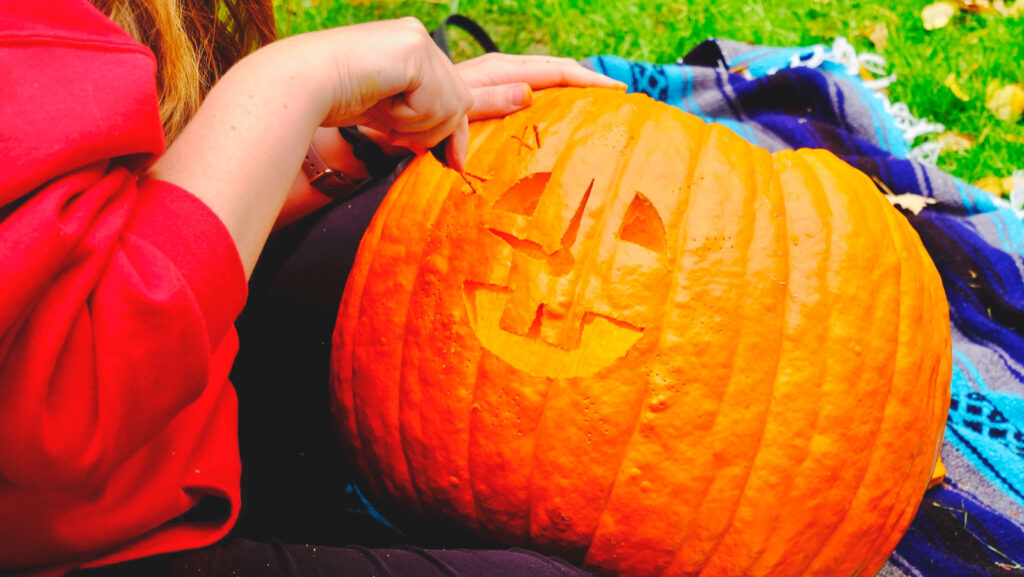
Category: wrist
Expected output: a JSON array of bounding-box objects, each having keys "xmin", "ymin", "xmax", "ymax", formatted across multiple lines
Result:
[
  {"xmin": 311, "ymin": 126, "xmax": 370, "ymax": 181},
  {"xmin": 337, "ymin": 127, "xmax": 407, "ymax": 179}
]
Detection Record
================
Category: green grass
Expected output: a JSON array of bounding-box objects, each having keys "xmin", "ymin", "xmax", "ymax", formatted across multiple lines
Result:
[{"xmin": 275, "ymin": 0, "xmax": 1024, "ymax": 188}]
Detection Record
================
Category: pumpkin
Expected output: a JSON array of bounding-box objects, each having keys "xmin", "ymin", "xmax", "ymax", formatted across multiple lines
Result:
[{"xmin": 330, "ymin": 87, "xmax": 952, "ymax": 577}]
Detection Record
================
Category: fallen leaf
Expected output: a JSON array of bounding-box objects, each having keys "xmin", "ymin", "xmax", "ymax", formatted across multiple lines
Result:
[
  {"xmin": 862, "ymin": 21, "xmax": 889, "ymax": 50},
  {"xmin": 923, "ymin": 2, "xmax": 959, "ymax": 29},
  {"xmin": 985, "ymin": 82, "xmax": 1024, "ymax": 122},
  {"xmin": 994, "ymin": 0, "xmax": 1024, "ymax": 16},
  {"xmin": 938, "ymin": 130, "xmax": 975, "ymax": 151},
  {"xmin": 973, "ymin": 175, "xmax": 1020, "ymax": 195},
  {"xmin": 886, "ymin": 193, "xmax": 938, "ymax": 215},
  {"xmin": 974, "ymin": 176, "xmax": 1004, "ymax": 194},
  {"xmin": 944, "ymin": 73, "xmax": 971, "ymax": 101},
  {"xmin": 959, "ymin": 0, "xmax": 997, "ymax": 13}
]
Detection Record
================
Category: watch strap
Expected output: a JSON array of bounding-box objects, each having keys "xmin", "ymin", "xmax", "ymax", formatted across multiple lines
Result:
[{"xmin": 302, "ymin": 141, "xmax": 365, "ymax": 200}]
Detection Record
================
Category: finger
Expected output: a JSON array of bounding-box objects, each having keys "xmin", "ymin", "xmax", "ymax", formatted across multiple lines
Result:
[
  {"xmin": 386, "ymin": 109, "xmax": 465, "ymax": 150},
  {"xmin": 355, "ymin": 126, "xmax": 408, "ymax": 157},
  {"xmin": 448, "ymin": 115, "xmax": 469, "ymax": 172},
  {"xmin": 468, "ymin": 83, "xmax": 534, "ymax": 121},
  {"xmin": 384, "ymin": 48, "xmax": 468, "ymax": 132},
  {"xmin": 457, "ymin": 54, "xmax": 627, "ymax": 91}
]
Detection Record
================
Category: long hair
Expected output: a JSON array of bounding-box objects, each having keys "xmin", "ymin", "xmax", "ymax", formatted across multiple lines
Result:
[{"xmin": 92, "ymin": 0, "xmax": 277, "ymax": 142}]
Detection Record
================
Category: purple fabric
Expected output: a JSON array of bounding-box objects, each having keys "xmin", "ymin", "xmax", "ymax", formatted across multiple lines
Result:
[{"xmin": 75, "ymin": 538, "xmax": 596, "ymax": 577}]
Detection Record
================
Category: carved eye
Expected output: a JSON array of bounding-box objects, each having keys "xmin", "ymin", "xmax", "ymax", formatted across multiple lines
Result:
[
  {"xmin": 493, "ymin": 173, "xmax": 551, "ymax": 216},
  {"xmin": 618, "ymin": 192, "xmax": 667, "ymax": 253}
]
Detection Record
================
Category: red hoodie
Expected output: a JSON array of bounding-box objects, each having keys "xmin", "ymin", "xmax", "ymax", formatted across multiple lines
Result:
[{"xmin": 0, "ymin": 1, "xmax": 248, "ymax": 573}]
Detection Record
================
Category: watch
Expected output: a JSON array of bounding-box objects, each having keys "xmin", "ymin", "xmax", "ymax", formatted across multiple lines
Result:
[{"xmin": 302, "ymin": 141, "xmax": 368, "ymax": 200}]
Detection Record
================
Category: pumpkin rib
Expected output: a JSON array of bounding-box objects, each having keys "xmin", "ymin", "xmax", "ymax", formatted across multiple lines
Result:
[
  {"xmin": 332, "ymin": 164, "xmax": 406, "ymax": 480},
  {"xmin": 748, "ymin": 149, "xmax": 854, "ymax": 576},
  {"xmin": 486, "ymin": 96, "xmax": 585, "ymax": 547},
  {"xmin": 580, "ymin": 108, "xmax": 716, "ymax": 576},
  {"xmin": 521, "ymin": 93, "xmax": 591, "ymax": 550},
  {"xmin": 850, "ymin": 208, "xmax": 937, "ymax": 574},
  {"xmin": 349, "ymin": 164, "xmax": 431, "ymax": 515},
  {"xmin": 767, "ymin": 152, "xmax": 901, "ymax": 577},
  {"xmin": 839, "ymin": 192, "xmax": 948, "ymax": 577},
  {"xmin": 689, "ymin": 149, "xmax": 789, "ymax": 577},
  {"xmin": 821, "ymin": 156, "xmax": 944, "ymax": 577},
  {"xmin": 406, "ymin": 164, "xmax": 497, "ymax": 525},
  {"xmin": 763, "ymin": 151, "xmax": 881, "ymax": 576},
  {"xmin": 485, "ymin": 89, "xmax": 589, "ymax": 549},
  {"xmin": 525, "ymin": 95, "xmax": 657, "ymax": 554},
  {"xmin": 385, "ymin": 165, "xmax": 436, "ymax": 516},
  {"xmin": 392, "ymin": 162, "xmax": 474, "ymax": 518},
  {"xmin": 457, "ymin": 113, "xmax": 537, "ymax": 539},
  {"xmin": 713, "ymin": 150, "xmax": 835, "ymax": 577},
  {"xmin": 408, "ymin": 116, "xmax": 520, "ymax": 526},
  {"xmin": 795, "ymin": 157, "xmax": 904, "ymax": 577},
  {"xmin": 692, "ymin": 150, "xmax": 820, "ymax": 577},
  {"xmin": 584, "ymin": 119, "xmax": 740, "ymax": 576},
  {"xmin": 464, "ymin": 326, "xmax": 490, "ymax": 536},
  {"xmin": 856, "ymin": 243, "xmax": 947, "ymax": 576},
  {"xmin": 657, "ymin": 128, "xmax": 778, "ymax": 577}
]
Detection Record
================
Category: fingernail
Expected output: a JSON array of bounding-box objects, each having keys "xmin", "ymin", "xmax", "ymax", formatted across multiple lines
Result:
[
  {"xmin": 514, "ymin": 84, "xmax": 534, "ymax": 107},
  {"xmin": 614, "ymin": 81, "xmax": 628, "ymax": 92}
]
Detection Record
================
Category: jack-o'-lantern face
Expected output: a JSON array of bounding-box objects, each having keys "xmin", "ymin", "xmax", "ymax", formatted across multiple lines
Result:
[
  {"xmin": 333, "ymin": 88, "xmax": 953, "ymax": 577},
  {"xmin": 462, "ymin": 132, "xmax": 671, "ymax": 378}
]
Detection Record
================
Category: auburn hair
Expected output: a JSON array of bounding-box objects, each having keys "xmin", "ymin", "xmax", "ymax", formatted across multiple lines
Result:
[{"xmin": 92, "ymin": 0, "xmax": 277, "ymax": 142}]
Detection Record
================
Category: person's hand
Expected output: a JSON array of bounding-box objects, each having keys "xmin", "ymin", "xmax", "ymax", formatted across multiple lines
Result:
[
  {"xmin": 455, "ymin": 53, "xmax": 627, "ymax": 120},
  {"xmin": 354, "ymin": 52, "xmax": 627, "ymax": 158},
  {"xmin": 290, "ymin": 17, "xmax": 475, "ymax": 169},
  {"xmin": 151, "ymin": 17, "xmax": 477, "ymax": 276}
]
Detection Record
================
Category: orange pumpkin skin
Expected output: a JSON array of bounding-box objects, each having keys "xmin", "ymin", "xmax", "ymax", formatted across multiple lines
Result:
[{"xmin": 330, "ymin": 87, "xmax": 952, "ymax": 577}]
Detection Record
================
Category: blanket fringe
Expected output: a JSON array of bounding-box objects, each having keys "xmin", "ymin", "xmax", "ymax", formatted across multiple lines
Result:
[
  {"xmin": 1011, "ymin": 171, "xmax": 1024, "ymax": 219},
  {"xmin": 782, "ymin": 37, "xmax": 946, "ymax": 166}
]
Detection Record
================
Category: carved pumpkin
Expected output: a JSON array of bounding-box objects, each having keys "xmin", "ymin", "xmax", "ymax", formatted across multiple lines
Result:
[{"xmin": 330, "ymin": 87, "xmax": 952, "ymax": 577}]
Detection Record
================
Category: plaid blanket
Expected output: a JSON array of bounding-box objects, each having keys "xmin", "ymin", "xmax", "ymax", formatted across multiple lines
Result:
[{"xmin": 584, "ymin": 39, "xmax": 1024, "ymax": 576}]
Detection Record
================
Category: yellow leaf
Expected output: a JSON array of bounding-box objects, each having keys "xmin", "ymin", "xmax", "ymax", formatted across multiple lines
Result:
[
  {"xmin": 944, "ymin": 73, "xmax": 971, "ymax": 101},
  {"xmin": 937, "ymin": 131, "xmax": 975, "ymax": 151},
  {"xmin": 994, "ymin": 0, "xmax": 1024, "ymax": 16},
  {"xmin": 885, "ymin": 193, "xmax": 938, "ymax": 215},
  {"xmin": 958, "ymin": 0, "xmax": 997, "ymax": 13},
  {"xmin": 985, "ymin": 82, "xmax": 1024, "ymax": 122},
  {"xmin": 862, "ymin": 21, "xmax": 889, "ymax": 50},
  {"xmin": 974, "ymin": 176, "xmax": 1004, "ymax": 194},
  {"xmin": 973, "ymin": 175, "xmax": 1019, "ymax": 195},
  {"xmin": 923, "ymin": 2, "xmax": 959, "ymax": 29},
  {"xmin": 929, "ymin": 456, "xmax": 946, "ymax": 489}
]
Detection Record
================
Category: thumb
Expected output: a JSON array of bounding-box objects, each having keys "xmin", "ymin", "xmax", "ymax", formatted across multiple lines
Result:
[{"xmin": 468, "ymin": 83, "xmax": 534, "ymax": 121}]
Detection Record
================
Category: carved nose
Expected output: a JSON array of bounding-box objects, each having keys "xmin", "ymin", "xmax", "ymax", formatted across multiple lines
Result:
[{"xmin": 488, "ymin": 179, "xmax": 594, "ymax": 351}]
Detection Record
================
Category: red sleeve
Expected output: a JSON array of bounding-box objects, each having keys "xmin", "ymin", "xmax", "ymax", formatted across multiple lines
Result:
[{"xmin": 0, "ymin": 1, "xmax": 248, "ymax": 573}]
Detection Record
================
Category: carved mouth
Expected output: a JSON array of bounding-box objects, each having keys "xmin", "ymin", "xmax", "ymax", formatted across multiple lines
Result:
[{"xmin": 463, "ymin": 281, "xmax": 643, "ymax": 379}]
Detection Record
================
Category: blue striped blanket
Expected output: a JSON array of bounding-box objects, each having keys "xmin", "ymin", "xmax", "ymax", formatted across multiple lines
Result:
[{"xmin": 584, "ymin": 38, "xmax": 1024, "ymax": 577}]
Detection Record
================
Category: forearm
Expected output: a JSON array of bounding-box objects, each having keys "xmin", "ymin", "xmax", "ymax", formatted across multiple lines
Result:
[{"xmin": 148, "ymin": 39, "xmax": 331, "ymax": 277}]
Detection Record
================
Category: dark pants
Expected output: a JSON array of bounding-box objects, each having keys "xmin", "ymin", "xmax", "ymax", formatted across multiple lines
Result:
[
  {"xmin": 78, "ymin": 538, "xmax": 592, "ymax": 577},
  {"xmin": 79, "ymin": 174, "xmax": 597, "ymax": 576}
]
